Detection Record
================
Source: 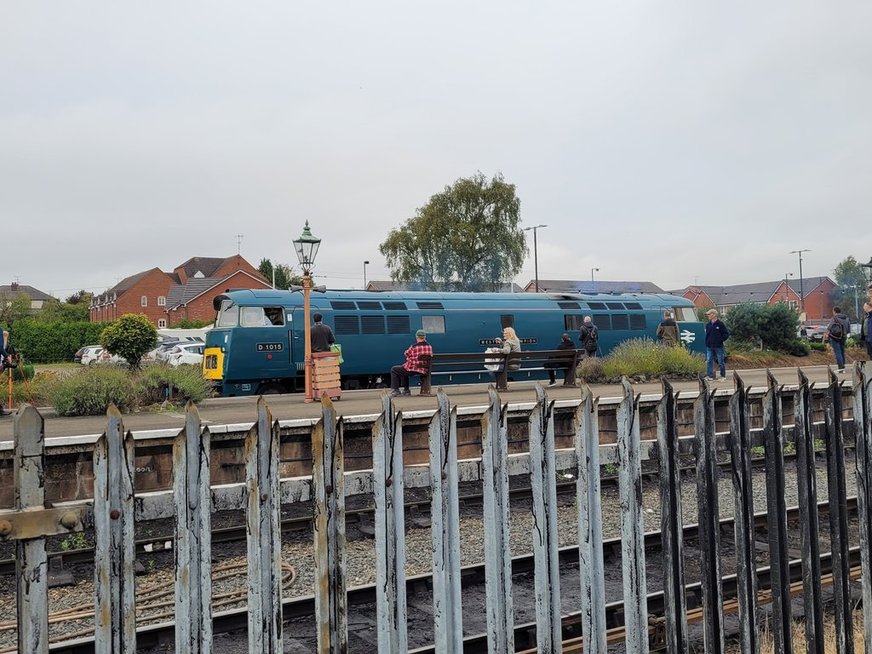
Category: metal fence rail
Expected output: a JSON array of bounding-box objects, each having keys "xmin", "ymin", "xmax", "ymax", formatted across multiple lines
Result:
[{"xmin": 0, "ymin": 364, "xmax": 870, "ymax": 654}]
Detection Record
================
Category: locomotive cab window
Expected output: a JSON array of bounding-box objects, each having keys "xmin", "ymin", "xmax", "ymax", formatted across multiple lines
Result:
[
  {"xmin": 216, "ymin": 301, "xmax": 239, "ymax": 327},
  {"xmin": 422, "ymin": 315, "xmax": 445, "ymax": 334},
  {"xmin": 674, "ymin": 307, "xmax": 698, "ymax": 321},
  {"xmin": 241, "ymin": 306, "xmax": 283, "ymax": 327}
]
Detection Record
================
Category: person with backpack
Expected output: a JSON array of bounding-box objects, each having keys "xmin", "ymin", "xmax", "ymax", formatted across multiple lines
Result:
[
  {"xmin": 862, "ymin": 303, "xmax": 872, "ymax": 359},
  {"xmin": 579, "ymin": 316, "xmax": 599, "ymax": 359},
  {"xmin": 656, "ymin": 311, "xmax": 680, "ymax": 347},
  {"xmin": 824, "ymin": 306, "xmax": 851, "ymax": 373}
]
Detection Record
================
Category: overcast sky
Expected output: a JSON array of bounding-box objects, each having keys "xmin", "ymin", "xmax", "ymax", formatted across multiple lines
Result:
[{"xmin": 2, "ymin": 1, "xmax": 870, "ymax": 299}]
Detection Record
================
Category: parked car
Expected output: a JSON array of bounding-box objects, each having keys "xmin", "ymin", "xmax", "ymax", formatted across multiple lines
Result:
[
  {"xmin": 804, "ymin": 325, "xmax": 828, "ymax": 342},
  {"xmin": 73, "ymin": 346, "xmax": 87, "ymax": 364},
  {"xmin": 80, "ymin": 346, "xmax": 104, "ymax": 366},
  {"xmin": 167, "ymin": 343, "xmax": 205, "ymax": 367}
]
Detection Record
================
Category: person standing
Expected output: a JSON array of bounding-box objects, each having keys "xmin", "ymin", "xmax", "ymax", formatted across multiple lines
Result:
[
  {"xmin": 546, "ymin": 333, "xmax": 577, "ymax": 386},
  {"xmin": 579, "ymin": 316, "xmax": 599, "ymax": 359},
  {"xmin": 310, "ymin": 312, "xmax": 335, "ymax": 353},
  {"xmin": 824, "ymin": 306, "xmax": 851, "ymax": 373},
  {"xmin": 704, "ymin": 309, "xmax": 730, "ymax": 381},
  {"xmin": 862, "ymin": 302, "xmax": 872, "ymax": 359},
  {"xmin": 390, "ymin": 330, "xmax": 433, "ymax": 396},
  {"xmin": 656, "ymin": 311, "xmax": 680, "ymax": 347}
]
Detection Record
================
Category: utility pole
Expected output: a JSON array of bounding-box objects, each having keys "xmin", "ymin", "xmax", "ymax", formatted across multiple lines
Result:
[
  {"xmin": 523, "ymin": 224, "xmax": 548, "ymax": 292},
  {"xmin": 789, "ymin": 249, "xmax": 811, "ymax": 312},
  {"xmin": 236, "ymin": 234, "xmax": 244, "ymax": 254}
]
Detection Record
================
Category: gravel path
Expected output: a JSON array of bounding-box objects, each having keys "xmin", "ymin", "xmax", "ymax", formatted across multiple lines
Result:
[{"xmin": 0, "ymin": 453, "xmax": 858, "ymax": 652}]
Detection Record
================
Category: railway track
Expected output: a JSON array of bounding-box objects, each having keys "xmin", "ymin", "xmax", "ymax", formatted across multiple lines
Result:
[{"xmin": 35, "ymin": 494, "xmax": 857, "ymax": 653}]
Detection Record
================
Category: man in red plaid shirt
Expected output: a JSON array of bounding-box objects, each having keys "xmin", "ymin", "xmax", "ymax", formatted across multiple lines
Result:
[{"xmin": 390, "ymin": 329, "xmax": 433, "ymax": 396}]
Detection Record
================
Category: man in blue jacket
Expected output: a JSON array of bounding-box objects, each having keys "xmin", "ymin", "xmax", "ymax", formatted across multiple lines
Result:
[{"xmin": 704, "ymin": 309, "xmax": 730, "ymax": 381}]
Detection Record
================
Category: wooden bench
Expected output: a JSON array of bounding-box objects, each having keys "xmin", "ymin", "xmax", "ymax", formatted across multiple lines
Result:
[{"xmin": 418, "ymin": 349, "xmax": 579, "ymax": 395}]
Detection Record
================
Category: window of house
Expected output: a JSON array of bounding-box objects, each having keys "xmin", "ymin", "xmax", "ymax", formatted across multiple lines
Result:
[
  {"xmin": 157, "ymin": 296, "xmax": 166, "ymax": 306},
  {"xmin": 157, "ymin": 319, "xmax": 167, "ymax": 328},
  {"xmin": 141, "ymin": 296, "xmax": 148, "ymax": 307}
]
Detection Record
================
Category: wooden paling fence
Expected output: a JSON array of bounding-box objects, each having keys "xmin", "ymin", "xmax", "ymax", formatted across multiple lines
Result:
[{"xmin": 1, "ymin": 364, "xmax": 872, "ymax": 653}]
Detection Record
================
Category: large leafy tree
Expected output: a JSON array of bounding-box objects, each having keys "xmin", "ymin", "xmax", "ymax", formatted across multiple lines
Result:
[
  {"xmin": 100, "ymin": 314, "xmax": 158, "ymax": 369},
  {"xmin": 258, "ymin": 258, "xmax": 303, "ymax": 290},
  {"xmin": 379, "ymin": 172, "xmax": 526, "ymax": 291},
  {"xmin": 832, "ymin": 256, "xmax": 868, "ymax": 320}
]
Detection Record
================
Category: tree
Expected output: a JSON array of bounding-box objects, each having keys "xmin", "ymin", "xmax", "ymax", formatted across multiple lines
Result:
[
  {"xmin": 724, "ymin": 302, "xmax": 804, "ymax": 354},
  {"xmin": 379, "ymin": 172, "xmax": 526, "ymax": 291},
  {"xmin": 258, "ymin": 258, "xmax": 303, "ymax": 290},
  {"xmin": 832, "ymin": 256, "xmax": 868, "ymax": 320},
  {"xmin": 65, "ymin": 290, "xmax": 93, "ymax": 305},
  {"xmin": 36, "ymin": 298, "xmax": 89, "ymax": 322},
  {"xmin": 100, "ymin": 314, "xmax": 158, "ymax": 369},
  {"xmin": 0, "ymin": 293, "xmax": 33, "ymax": 329}
]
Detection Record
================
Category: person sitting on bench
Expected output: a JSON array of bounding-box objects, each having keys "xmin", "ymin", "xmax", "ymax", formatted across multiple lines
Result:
[{"xmin": 390, "ymin": 329, "xmax": 433, "ymax": 397}]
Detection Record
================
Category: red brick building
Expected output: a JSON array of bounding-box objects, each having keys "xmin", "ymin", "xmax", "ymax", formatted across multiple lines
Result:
[
  {"xmin": 90, "ymin": 255, "xmax": 270, "ymax": 327},
  {"xmin": 676, "ymin": 276, "xmax": 837, "ymax": 321}
]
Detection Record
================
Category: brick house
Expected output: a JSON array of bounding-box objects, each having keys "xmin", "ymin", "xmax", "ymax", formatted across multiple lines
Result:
[
  {"xmin": 523, "ymin": 279, "xmax": 666, "ymax": 294},
  {"xmin": 90, "ymin": 255, "xmax": 270, "ymax": 327},
  {"xmin": 677, "ymin": 276, "xmax": 836, "ymax": 321}
]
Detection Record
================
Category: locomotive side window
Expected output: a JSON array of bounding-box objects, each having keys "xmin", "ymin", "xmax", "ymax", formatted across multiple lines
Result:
[
  {"xmin": 606, "ymin": 302, "xmax": 625, "ymax": 310},
  {"xmin": 387, "ymin": 315, "xmax": 411, "ymax": 334},
  {"xmin": 383, "ymin": 301, "xmax": 407, "ymax": 310},
  {"xmin": 500, "ymin": 314, "xmax": 514, "ymax": 329},
  {"xmin": 335, "ymin": 315, "xmax": 360, "ymax": 335},
  {"xmin": 629, "ymin": 314, "xmax": 646, "ymax": 330},
  {"xmin": 422, "ymin": 315, "xmax": 445, "ymax": 334},
  {"xmin": 216, "ymin": 301, "xmax": 238, "ymax": 327},
  {"xmin": 417, "ymin": 302, "xmax": 444, "ymax": 309},
  {"xmin": 564, "ymin": 315, "xmax": 584, "ymax": 331},
  {"xmin": 611, "ymin": 314, "xmax": 629, "ymax": 330},
  {"xmin": 263, "ymin": 307, "xmax": 284, "ymax": 326},
  {"xmin": 361, "ymin": 316, "xmax": 386, "ymax": 334},
  {"xmin": 588, "ymin": 302, "xmax": 607, "ymax": 310},
  {"xmin": 592, "ymin": 314, "xmax": 611, "ymax": 330},
  {"xmin": 557, "ymin": 301, "xmax": 580, "ymax": 309},
  {"xmin": 624, "ymin": 302, "xmax": 643, "ymax": 310},
  {"xmin": 357, "ymin": 301, "xmax": 382, "ymax": 310},
  {"xmin": 331, "ymin": 301, "xmax": 356, "ymax": 310}
]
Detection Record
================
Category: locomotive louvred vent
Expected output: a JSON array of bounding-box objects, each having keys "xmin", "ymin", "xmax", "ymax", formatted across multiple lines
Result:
[
  {"xmin": 387, "ymin": 315, "xmax": 410, "ymax": 334},
  {"xmin": 334, "ymin": 315, "xmax": 360, "ymax": 335},
  {"xmin": 361, "ymin": 316, "xmax": 386, "ymax": 334}
]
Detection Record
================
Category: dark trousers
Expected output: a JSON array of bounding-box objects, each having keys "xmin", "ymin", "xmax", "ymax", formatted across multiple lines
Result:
[
  {"xmin": 866, "ymin": 341, "xmax": 872, "ymax": 358},
  {"xmin": 390, "ymin": 365, "xmax": 420, "ymax": 391}
]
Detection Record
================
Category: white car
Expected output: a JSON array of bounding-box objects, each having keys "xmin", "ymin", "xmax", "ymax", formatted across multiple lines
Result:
[
  {"xmin": 167, "ymin": 343, "xmax": 205, "ymax": 367},
  {"xmin": 80, "ymin": 346, "xmax": 104, "ymax": 366}
]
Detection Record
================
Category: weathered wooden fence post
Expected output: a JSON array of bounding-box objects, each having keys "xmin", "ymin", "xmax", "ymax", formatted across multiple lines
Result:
[
  {"xmin": 617, "ymin": 378, "xmax": 648, "ymax": 654},
  {"xmin": 727, "ymin": 375, "xmax": 759, "ymax": 654},
  {"xmin": 695, "ymin": 377, "xmax": 724, "ymax": 654},
  {"xmin": 173, "ymin": 402, "xmax": 212, "ymax": 653},
  {"xmin": 481, "ymin": 387, "xmax": 514, "ymax": 653},
  {"xmin": 372, "ymin": 394, "xmax": 408, "ymax": 652},
  {"xmin": 245, "ymin": 397, "xmax": 283, "ymax": 653},
  {"xmin": 824, "ymin": 369, "xmax": 854, "ymax": 653},
  {"xmin": 657, "ymin": 380, "xmax": 688, "ymax": 654},
  {"xmin": 429, "ymin": 391, "xmax": 462, "ymax": 653},
  {"xmin": 855, "ymin": 362, "xmax": 872, "ymax": 653},
  {"xmin": 763, "ymin": 372, "xmax": 792, "ymax": 654},
  {"xmin": 794, "ymin": 370, "xmax": 823, "ymax": 653},
  {"xmin": 529, "ymin": 385, "xmax": 562, "ymax": 649},
  {"xmin": 312, "ymin": 396, "xmax": 348, "ymax": 652},
  {"xmin": 94, "ymin": 405, "xmax": 137, "ymax": 653},
  {"xmin": 576, "ymin": 386, "xmax": 606, "ymax": 654},
  {"xmin": 14, "ymin": 405, "xmax": 48, "ymax": 654}
]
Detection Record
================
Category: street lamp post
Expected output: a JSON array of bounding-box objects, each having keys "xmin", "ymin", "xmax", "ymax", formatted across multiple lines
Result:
[
  {"xmin": 293, "ymin": 221, "xmax": 322, "ymax": 403},
  {"xmin": 523, "ymin": 224, "xmax": 548, "ymax": 292},
  {"xmin": 363, "ymin": 260, "xmax": 370, "ymax": 290},
  {"xmin": 789, "ymin": 249, "xmax": 811, "ymax": 313},
  {"xmin": 783, "ymin": 272, "xmax": 793, "ymax": 304},
  {"xmin": 591, "ymin": 267, "xmax": 600, "ymax": 292}
]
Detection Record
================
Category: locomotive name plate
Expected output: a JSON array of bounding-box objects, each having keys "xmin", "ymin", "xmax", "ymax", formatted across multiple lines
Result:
[{"xmin": 256, "ymin": 342, "xmax": 284, "ymax": 352}]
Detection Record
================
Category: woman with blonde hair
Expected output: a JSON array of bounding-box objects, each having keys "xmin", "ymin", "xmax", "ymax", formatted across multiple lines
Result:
[{"xmin": 500, "ymin": 326, "xmax": 521, "ymax": 371}]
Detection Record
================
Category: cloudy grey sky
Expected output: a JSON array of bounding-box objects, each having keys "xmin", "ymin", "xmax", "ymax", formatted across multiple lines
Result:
[{"xmin": 2, "ymin": 1, "xmax": 870, "ymax": 299}]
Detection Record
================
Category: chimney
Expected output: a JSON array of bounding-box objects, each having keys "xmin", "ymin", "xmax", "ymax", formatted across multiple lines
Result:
[{"xmin": 10, "ymin": 282, "xmax": 18, "ymax": 291}]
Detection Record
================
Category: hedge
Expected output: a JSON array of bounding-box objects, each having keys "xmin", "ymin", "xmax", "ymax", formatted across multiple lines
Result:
[{"xmin": 5, "ymin": 320, "xmax": 112, "ymax": 363}]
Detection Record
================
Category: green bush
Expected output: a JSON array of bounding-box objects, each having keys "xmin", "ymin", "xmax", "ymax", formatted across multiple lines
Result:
[
  {"xmin": 173, "ymin": 318, "xmax": 213, "ymax": 329},
  {"xmin": 49, "ymin": 367, "xmax": 136, "ymax": 416},
  {"xmin": 10, "ymin": 363, "xmax": 35, "ymax": 381},
  {"xmin": 136, "ymin": 364, "xmax": 211, "ymax": 405},
  {"xmin": 602, "ymin": 338, "xmax": 705, "ymax": 379},
  {"xmin": 724, "ymin": 302, "xmax": 800, "ymax": 354},
  {"xmin": 100, "ymin": 314, "xmax": 158, "ymax": 369},
  {"xmin": 8, "ymin": 320, "xmax": 110, "ymax": 363},
  {"xmin": 809, "ymin": 342, "xmax": 827, "ymax": 352},
  {"xmin": 577, "ymin": 357, "xmax": 606, "ymax": 383}
]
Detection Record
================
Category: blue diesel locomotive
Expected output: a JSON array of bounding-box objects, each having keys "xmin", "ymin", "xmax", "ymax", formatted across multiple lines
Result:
[{"xmin": 203, "ymin": 289, "xmax": 703, "ymax": 396}]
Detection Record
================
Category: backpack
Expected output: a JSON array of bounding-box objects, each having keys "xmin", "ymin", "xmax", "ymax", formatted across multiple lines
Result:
[{"xmin": 828, "ymin": 321, "xmax": 845, "ymax": 340}]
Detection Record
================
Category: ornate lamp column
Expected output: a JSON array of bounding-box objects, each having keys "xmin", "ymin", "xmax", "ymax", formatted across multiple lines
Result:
[{"xmin": 293, "ymin": 221, "xmax": 322, "ymax": 403}]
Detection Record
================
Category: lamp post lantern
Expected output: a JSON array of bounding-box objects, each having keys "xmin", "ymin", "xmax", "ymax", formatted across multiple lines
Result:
[
  {"xmin": 591, "ymin": 267, "xmax": 600, "ymax": 292},
  {"xmin": 293, "ymin": 221, "xmax": 322, "ymax": 403},
  {"xmin": 789, "ymin": 249, "xmax": 811, "ymax": 313},
  {"xmin": 784, "ymin": 272, "xmax": 793, "ymax": 304},
  {"xmin": 363, "ymin": 260, "xmax": 370, "ymax": 290},
  {"xmin": 523, "ymin": 224, "xmax": 548, "ymax": 292}
]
